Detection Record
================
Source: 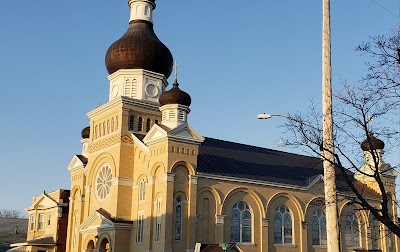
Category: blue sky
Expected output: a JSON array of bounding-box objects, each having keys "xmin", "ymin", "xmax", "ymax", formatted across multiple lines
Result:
[{"xmin": 0, "ymin": 1, "xmax": 398, "ymax": 214}]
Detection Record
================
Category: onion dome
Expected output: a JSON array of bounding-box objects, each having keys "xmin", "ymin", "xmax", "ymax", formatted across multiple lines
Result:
[
  {"xmin": 105, "ymin": 20, "xmax": 173, "ymax": 77},
  {"xmin": 81, "ymin": 126, "xmax": 90, "ymax": 139},
  {"xmin": 361, "ymin": 135, "xmax": 385, "ymax": 151},
  {"xmin": 159, "ymin": 80, "xmax": 191, "ymax": 106}
]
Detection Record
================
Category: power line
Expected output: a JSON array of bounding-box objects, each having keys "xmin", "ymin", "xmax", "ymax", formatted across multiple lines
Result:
[{"xmin": 369, "ymin": 0, "xmax": 400, "ymax": 18}]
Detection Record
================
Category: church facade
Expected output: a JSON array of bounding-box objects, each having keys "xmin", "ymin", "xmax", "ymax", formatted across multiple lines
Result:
[{"xmin": 60, "ymin": 1, "xmax": 399, "ymax": 252}]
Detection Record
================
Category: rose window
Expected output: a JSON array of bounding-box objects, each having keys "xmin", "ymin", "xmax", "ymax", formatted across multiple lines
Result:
[{"xmin": 96, "ymin": 164, "xmax": 112, "ymax": 201}]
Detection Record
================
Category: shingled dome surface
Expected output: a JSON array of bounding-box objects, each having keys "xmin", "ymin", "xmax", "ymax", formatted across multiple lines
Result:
[
  {"xmin": 361, "ymin": 136, "xmax": 385, "ymax": 151},
  {"xmin": 159, "ymin": 81, "xmax": 191, "ymax": 106},
  {"xmin": 105, "ymin": 20, "xmax": 173, "ymax": 77}
]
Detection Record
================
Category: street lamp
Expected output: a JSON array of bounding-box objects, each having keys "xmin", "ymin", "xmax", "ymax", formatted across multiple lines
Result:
[{"xmin": 257, "ymin": 113, "xmax": 322, "ymax": 132}]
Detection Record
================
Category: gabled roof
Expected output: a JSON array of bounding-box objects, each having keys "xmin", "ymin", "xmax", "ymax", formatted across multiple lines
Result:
[
  {"xmin": 79, "ymin": 208, "xmax": 132, "ymax": 234},
  {"xmin": 26, "ymin": 236, "xmax": 55, "ymax": 245},
  {"xmin": 197, "ymin": 137, "xmax": 381, "ymax": 198},
  {"xmin": 197, "ymin": 137, "xmax": 323, "ymax": 186}
]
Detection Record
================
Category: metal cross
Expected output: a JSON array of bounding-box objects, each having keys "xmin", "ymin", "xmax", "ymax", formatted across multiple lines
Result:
[
  {"xmin": 172, "ymin": 60, "xmax": 180, "ymax": 81},
  {"xmin": 277, "ymin": 139, "xmax": 284, "ymax": 151},
  {"xmin": 367, "ymin": 115, "xmax": 374, "ymax": 133}
]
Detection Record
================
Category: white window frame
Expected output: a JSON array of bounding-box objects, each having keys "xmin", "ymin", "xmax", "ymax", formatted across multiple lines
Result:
[
  {"xmin": 230, "ymin": 201, "xmax": 252, "ymax": 243},
  {"xmin": 38, "ymin": 214, "xmax": 44, "ymax": 230},
  {"xmin": 137, "ymin": 213, "xmax": 144, "ymax": 244},
  {"xmin": 139, "ymin": 179, "xmax": 146, "ymax": 201},
  {"xmin": 29, "ymin": 214, "xmax": 35, "ymax": 231},
  {"xmin": 155, "ymin": 197, "xmax": 162, "ymax": 243},
  {"xmin": 311, "ymin": 209, "xmax": 327, "ymax": 246},
  {"xmin": 273, "ymin": 205, "xmax": 293, "ymax": 244}
]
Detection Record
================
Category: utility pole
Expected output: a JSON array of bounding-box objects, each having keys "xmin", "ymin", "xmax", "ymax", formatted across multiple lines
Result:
[{"xmin": 322, "ymin": 0, "xmax": 340, "ymax": 251}]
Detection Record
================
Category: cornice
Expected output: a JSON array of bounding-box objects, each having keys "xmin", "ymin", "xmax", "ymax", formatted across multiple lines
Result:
[{"xmin": 87, "ymin": 97, "xmax": 160, "ymax": 118}]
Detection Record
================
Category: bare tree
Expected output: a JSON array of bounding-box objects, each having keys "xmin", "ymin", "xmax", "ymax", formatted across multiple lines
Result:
[
  {"xmin": 282, "ymin": 28, "xmax": 400, "ymax": 237},
  {"xmin": 357, "ymin": 27, "xmax": 400, "ymax": 99},
  {"xmin": 0, "ymin": 209, "xmax": 23, "ymax": 219}
]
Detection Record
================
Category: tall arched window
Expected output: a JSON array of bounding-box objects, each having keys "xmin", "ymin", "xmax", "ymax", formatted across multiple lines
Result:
[
  {"xmin": 370, "ymin": 219, "xmax": 380, "ymax": 250},
  {"xmin": 139, "ymin": 179, "xmax": 145, "ymax": 201},
  {"xmin": 344, "ymin": 213, "xmax": 360, "ymax": 248},
  {"xmin": 230, "ymin": 201, "xmax": 252, "ymax": 243},
  {"xmin": 129, "ymin": 115, "xmax": 134, "ymax": 130},
  {"xmin": 274, "ymin": 205, "xmax": 292, "ymax": 244},
  {"xmin": 174, "ymin": 195, "xmax": 183, "ymax": 241},
  {"xmin": 146, "ymin": 118, "xmax": 151, "ymax": 132},
  {"xmin": 138, "ymin": 117, "xmax": 143, "ymax": 132},
  {"xmin": 155, "ymin": 197, "xmax": 162, "ymax": 242},
  {"xmin": 312, "ymin": 209, "xmax": 327, "ymax": 245}
]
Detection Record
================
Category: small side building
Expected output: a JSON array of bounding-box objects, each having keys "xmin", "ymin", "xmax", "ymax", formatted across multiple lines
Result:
[{"xmin": 9, "ymin": 190, "xmax": 70, "ymax": 252}]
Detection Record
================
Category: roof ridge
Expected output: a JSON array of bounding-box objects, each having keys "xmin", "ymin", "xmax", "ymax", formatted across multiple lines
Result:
[{"xmin": 204, "ymin": 136, "xmax": 322, "ymax": 160}]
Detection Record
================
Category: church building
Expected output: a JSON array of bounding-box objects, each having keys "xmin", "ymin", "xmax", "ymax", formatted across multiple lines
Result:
[{"xmin": 57, "ymin": 1, "xmax": 399, "ymax": 252}]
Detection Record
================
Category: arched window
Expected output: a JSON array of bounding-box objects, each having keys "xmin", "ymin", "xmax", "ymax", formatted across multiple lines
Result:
[
  {"xmin": 129, "ymin": 115, "xmax": 134, "ymax": 130},
  {"xmin": 146, "ymin": 118, "xmax": 151, "ymax": 132},
  {"xmin": 174, "ymin": 195, "xmax": 183, "ymax": 241},
  {"xmin": 155, "ymin": 197, "xmax": 162, "ymax": 242},
  {"xmin": 230, "ymin": 201, "xmax": 252, "ymax": 243},
  {"xmin": 138, "ymin": 117, "xmax": 143, "ymax": 132},
  {"xmin": 107, "ymin": 120, "xmax": 110, "ymax": 134},
  {"xmin": 94, "ymin": 125, "xmax": 98, "ymax": 139},
  {"xmin": 274, "ymin": 205, "xmax": 292, "ymax": 244},
  {"xmin": 312, "ymin": 209, "xmax": 327, "ymax": 245},
  {"xmin": 139, "ymin": 179, "xmax": 145, "ymax": 201},
  {"xmin": 73, "ymin": 212, "xmax": 79, "ymax": 248},
  {"xmin": 99, "ymin": 239, "xmax": 110, "ymax": 252},
  {"xmin": 155, "ymin": 119, "xmax": 159, "ymax": 125},
  {"xmin": 111, "ymin": 118, "xmax": 114, "ymax": 132},
  {"xmin": 137, "ymin": 213, "xmax": 144, "ymax": 243},
  {"xmin": 370, "ymin": 219, "xmax": 380, "ymax": 250},
  {"xmin": 344, "ymin": 213, "xmax": 360, "ymax": 248}
]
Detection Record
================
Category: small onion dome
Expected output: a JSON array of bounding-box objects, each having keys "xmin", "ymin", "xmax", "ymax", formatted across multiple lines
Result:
[
  {"xmin": 361, "ymin": 135, "xmax": 385, "ymax": 151},
  {"xmin": 159, "ymin": 80, "xmax": 191, "ymax": 106},
  {"xmin": 105, "ymin": 20, "xmax": 173, "ymax": 78},
  {"xmin": 81, "ymin": 126, "xmax": 90, "ymax": 139}
]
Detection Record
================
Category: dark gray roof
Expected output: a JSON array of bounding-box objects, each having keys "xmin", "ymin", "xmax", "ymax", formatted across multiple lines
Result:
[
  {"xmin": 197, "ymin": 137, "xmax": 381, "ymax": 198},
  {"xmin": 27, "ymin": 236, "xmax": 55, "ymax": 245},
  {"xmin": 76, "ymin": 155, "xmax": 88, "ymax": 165},
  {"xmin": 198, "ymin": 137, "xmax": 323, "ymax": 186}
]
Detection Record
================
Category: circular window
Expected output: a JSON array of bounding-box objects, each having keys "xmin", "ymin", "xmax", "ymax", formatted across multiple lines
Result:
[
  {"xmin": 111, "ymin": 85, "xmax": 119, "ymax": 98},
  {"xmin": 96, "ymin": 163, "xmax": 112, "ymax": 201},
  {"xmin": 145, "ymin": 84, "xmax": 159, "ymax": 97}
]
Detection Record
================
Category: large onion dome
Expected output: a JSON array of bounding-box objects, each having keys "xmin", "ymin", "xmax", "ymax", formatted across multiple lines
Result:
[
  {"xmin": 81, "ymin": 126, "xmax": 90, "ymax": 139},
  {"xmin": 159, "ymin": 80, "xmax": 191, "ymax": 106},
  {"xmin": 361, "ymin": 135, "xmax": 385, "ymax": 151},
  {"xmin": 105, "ymin": 20, "xmax": 173, "ymax": 77}
]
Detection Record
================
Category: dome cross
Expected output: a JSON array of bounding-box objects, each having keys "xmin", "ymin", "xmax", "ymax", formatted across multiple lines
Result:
[{"xmin": 172, "ymin": 60, "xmax": 180, "ymax": 82}]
